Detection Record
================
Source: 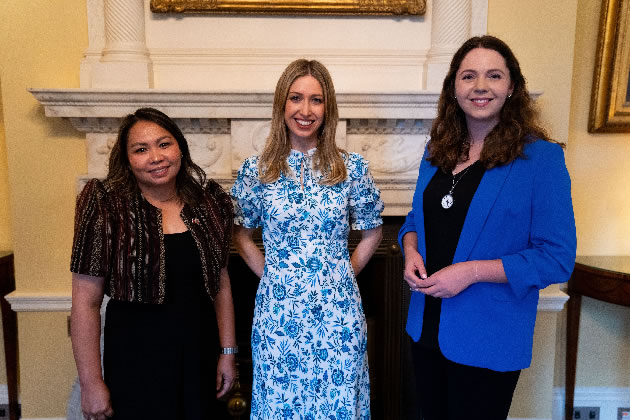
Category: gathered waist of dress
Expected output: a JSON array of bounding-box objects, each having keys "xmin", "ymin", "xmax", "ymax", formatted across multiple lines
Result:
[{"xmin": 264, "ymin": 242, "xmax": 350, "ymax": 258}]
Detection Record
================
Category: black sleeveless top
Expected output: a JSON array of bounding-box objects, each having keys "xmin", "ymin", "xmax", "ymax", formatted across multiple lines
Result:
[{"xmin": 419, "ymin": 160, "xmax": 485, "ymax": 348}]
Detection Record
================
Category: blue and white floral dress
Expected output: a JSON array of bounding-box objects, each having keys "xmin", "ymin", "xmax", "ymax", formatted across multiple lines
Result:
[{"xmin": 231, "ymin": 148, "xmax": 383, "ymax": 420}]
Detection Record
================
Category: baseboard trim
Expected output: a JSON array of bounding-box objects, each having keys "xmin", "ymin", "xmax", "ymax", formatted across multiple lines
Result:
[
  {"xmin": 553, "ymin": 386, "xmax": 630, "ymax": 420},
  {"xmin": 6, "ymin": 386, "xmax": 629, "ymax": 420},
  {"xmin": 508, "ymin": 418, "xmax": 551, "ymax": 420},
  {"xmin": 20, "ymin": 418, "xmax": 66, "ymax": 420},
  {"xmin": 2, "ymin": 290, "xmax": 569, "ymax": 312},
  {"xmin": 0, "ymin": 384, "xmax": 7, "ymax": 403}
]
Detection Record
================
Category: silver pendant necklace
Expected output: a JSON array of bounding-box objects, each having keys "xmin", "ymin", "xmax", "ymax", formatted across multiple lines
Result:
[{"xmin": 441, "ymin": 164, "xmax": 474, "ymax": 209}]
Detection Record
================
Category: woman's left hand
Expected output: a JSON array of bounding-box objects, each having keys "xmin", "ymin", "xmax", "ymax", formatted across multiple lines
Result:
[
  {"xmin": 216, "ymin": 354, "xmax": 236, "ymax": 398},
  {"xmin": 418, "ymin": 262, "xmax": 476, "ymax": 298}
]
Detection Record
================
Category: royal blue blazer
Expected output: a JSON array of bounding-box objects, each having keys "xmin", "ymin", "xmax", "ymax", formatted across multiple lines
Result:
[{"xmin": 398, "ymin": 140, "xmax": 576, "ymax": 371}]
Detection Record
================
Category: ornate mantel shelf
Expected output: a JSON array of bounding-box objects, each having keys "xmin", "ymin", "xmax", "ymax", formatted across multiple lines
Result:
[
  {"xmin": 30, "ymin": 88, "xmax": 442, "ymax": 217},
  {"xmin": 27, "ymin": 87, "xmax": 545, "ymax": 218},
  {"xmin": 29, "ymin": 89, "xmax": 442, "ymax": 120}
]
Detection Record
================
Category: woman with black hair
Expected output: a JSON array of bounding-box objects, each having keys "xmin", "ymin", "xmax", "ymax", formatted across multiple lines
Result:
[{"xmin": 70, "ymin": 108, "xmax": 237, "ymax": 419}]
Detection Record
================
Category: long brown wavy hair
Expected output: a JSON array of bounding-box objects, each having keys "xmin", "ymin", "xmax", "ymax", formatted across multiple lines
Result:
[
  {"xmin": 106, "ymin": 107, "xmax": 207, "ymax": 206},
  {"xmin": 428, "ymin": 35, "xmax": 559, "ymax": 172},
  {"xmin": 258, "ymin": 59, "xmax": 347, "ymax": 185}
]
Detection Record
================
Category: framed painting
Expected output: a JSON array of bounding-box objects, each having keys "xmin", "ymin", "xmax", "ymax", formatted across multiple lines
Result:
[
  {"xmin": 150, "ymin": 0, "xmax": 425, "ymax": 16},
  {"xmin": 589, "ymin": 0, "xmax": 630, "ymax": 133}
]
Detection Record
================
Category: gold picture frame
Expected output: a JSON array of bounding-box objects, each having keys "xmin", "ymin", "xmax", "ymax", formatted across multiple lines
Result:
[
  {"xmin": 589, "ymin": 0, "xmax": 630, "ymax": 133},
  {"xmin": 150, "ymin": 0, "xmax": 425, "ymax": 16}
]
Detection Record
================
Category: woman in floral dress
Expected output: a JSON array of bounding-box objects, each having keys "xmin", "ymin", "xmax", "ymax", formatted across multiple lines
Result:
[{"xmin": 231, "ymin": 59, "xmax": 383, "ymax": 420}]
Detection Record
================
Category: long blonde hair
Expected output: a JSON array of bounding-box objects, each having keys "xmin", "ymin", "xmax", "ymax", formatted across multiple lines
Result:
[{"xmin": 258, "ymin": 59, "xmax": 347, "ymax": 185}]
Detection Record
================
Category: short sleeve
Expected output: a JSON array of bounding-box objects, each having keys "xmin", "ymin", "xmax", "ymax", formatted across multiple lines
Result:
[
  {"xmin": 347, "ymin": 153, "xmax": 384, "ymax": 231},
  {"xmin": 230, "ymin": 156, "xmax": 263, "ymax": 228},
  {"xmin": 70, "ymin": 179, "xmax": 110, "ymax": 277}
]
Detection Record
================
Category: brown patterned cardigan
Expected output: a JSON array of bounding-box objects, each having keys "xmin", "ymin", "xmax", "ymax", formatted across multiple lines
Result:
[{"xmin": 70, "ymin": 178, "xmax": 233, "ymax": 303}]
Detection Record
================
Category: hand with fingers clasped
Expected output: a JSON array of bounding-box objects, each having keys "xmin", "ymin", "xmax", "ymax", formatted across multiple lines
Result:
[
  {"xmin": 416, "ymin": 262, "xmax": 477, "ymax": 299},
  {"xmin": 81, "ymin": 380, "xmax": 114, "ymax": 420},
  {"xmin": 403, "ymin": 247, "xmax": 428, "ymax": 292}
]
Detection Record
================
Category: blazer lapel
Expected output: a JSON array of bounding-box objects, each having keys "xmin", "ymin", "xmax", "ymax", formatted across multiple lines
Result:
[
  {"xmin": 416, "ymin": 162, "xmax": 438, "ymax": 259},
  {"xmin": 453, "ymin": 160, "xmax": 514, "ymax": 263}
]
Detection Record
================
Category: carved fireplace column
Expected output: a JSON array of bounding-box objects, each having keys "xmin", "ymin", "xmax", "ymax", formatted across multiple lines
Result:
[
  {"xmin": 89, "ymin": 0, "xmax": 153, "ymax": 88},
  {"xmin": 424, "ymin": 0, "xmax": 471, "ymax": 90}
]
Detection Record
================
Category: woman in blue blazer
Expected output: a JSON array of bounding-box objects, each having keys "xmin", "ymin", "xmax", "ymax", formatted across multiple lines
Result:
[{"xmin": 398, "ymin": 36, "xmax": 576, "ymax": 420}]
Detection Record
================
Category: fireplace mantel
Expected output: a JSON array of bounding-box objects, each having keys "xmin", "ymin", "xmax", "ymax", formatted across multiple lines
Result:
[
  {"xmin": 30, "ymin": 88, "xmax": 443, "ymax": 216},
  {"xmin": 29, "ymin": 89, "xmax": 441, "ymax": 120}
]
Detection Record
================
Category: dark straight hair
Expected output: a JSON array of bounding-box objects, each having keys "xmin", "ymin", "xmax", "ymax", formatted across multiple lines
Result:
[{"xmin": 106, "ymin": 107, "xmax": 207, "ymax": 205}]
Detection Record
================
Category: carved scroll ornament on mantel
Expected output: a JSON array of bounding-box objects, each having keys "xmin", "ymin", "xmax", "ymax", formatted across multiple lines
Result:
[{"xmin": 150, "ymin": 0, "xmax": 425, "ymax": 16}]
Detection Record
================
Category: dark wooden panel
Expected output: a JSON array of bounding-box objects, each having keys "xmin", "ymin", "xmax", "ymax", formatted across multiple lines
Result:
[
  {"xmin": 0, "ymin": 252, "xmax": 19, "ymax": 420},
  {"xmin": 565, "ymin": 257, "xmax": 630, "ymax": 420}
]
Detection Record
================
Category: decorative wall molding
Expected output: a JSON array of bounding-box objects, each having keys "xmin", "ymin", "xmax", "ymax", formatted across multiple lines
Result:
[
  {"xmin": 149, "ymin": 48, "xmax": 429, "ymax": 64},
  {"xmin": 4, "ymin": 293, "xmax": 73, "ymax": 312},
  {"xmin": 507, "ymin": 418, "xmax": 551, "ymax": 420},
  {"xmin": 4, "ymin": 288, "xmax": 567, "ymax": 313},
  {"xmin": 19, "ymin": 418, "xmax": 66, "ymax": 420},
  {"xmin": 147, "ymin": 48, "xmax": 431, "ymax": 91},
  {"xmin": 79, "ymin": 1, "xmax": 488, "ymax": 91},
  {"xmin": 29, "ymin": 89, "xmax": 441, "ymax": 120},
  {"xmin": 552, "ymin": 387, "xmax": 630, "ymax": 420},
  {"xmin": 0, "ymin": 384, "xmax": 7, "ymax": 403},
  {"xmin": 537, "ymin": 288, "xmax": 570, "ymax": 312},
  {"xmin": 346, "ymin": 119, "xmax": 429, "ymax": 135},
  {"xmin": 471, "ymin": 0, "xmax": 489, "ymax": 36}
]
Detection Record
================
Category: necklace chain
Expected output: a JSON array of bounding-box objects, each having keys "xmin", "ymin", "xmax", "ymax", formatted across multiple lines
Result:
[
  {"xmin": 448, "ymin": 164, "xmax": 473, "ymax": 194},
  {"xmin": 441, "ymin": 163, "xmax": 475, "ymax": 209}
]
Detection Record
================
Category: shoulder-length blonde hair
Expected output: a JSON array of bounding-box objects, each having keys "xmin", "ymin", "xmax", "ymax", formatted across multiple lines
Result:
[
  {"xmin": 428, "ymin": 35, "xmax": 559, "ymax": 172},
  {"xmin": 258, "ymin": 59, "xmax": 346, "ymax": 185}
]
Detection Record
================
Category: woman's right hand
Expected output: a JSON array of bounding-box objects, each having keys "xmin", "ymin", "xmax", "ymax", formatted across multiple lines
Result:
[
  {"xmin": 71, "ymin": 273, "xmax": 112, "ymax": 420},
  {"xmin": 81, "ymin": 380, "xmax": 114, "ymax": 420},
  {"xmin": 402, "ymin": 232, "xmax": 428, "ymax": 291},
  {"xmin": 403, "ymin": 248, "xmax": 428, "ymax": 291}
]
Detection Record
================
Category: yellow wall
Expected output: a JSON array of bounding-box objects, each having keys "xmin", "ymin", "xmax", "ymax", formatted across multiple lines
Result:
[
  {"xmin": 0, "ymin": 81, "xmax": 9, "ymax": 392},
  {"xmin": 0, "ymin": 0, "xmax": 628, "ymax": 417},
  {"xmin": 565, "ymin": 0, "xmax": 630, "ymax": 388},
  {"xmin": 0, "ymin": 0, "xmax": 87, "ymax": 416},
  {"xmin": 489, "ymin": 0, "xmax": 577, "ymax": 144},
  {"xmin": 488, "ymin": 1, "xmax": 580, "ymax": 417},
  {"xmin": 0, "ymin": 82, "xmax": 12, "ymax": 250},
  {"xmin": 489, "ymin": 0, "xmax": 630, "ymax": 401},
  {"xmin": 569, "ymin": 0, "xmax": 630, "ymax": 256}
]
